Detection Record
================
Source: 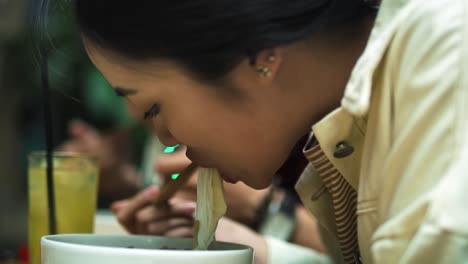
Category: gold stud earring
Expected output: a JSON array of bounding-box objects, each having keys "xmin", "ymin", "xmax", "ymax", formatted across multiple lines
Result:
[
  {"xmin": 268, "ymin": 55, "xmax": 276, "ymax": 62},
  {"xmin": 257, "ymin": 66, "xmax": 270, "ymax": 77}
]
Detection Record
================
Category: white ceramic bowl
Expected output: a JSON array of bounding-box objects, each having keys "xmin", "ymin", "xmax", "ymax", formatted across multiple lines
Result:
[{"xmin": 41, "ymin": 234, "xmax": 253, "ymax": 264}]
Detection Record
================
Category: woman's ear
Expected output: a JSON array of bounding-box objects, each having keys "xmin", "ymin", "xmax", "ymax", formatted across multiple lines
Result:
[
  {"xmin": 224, "ymin": 48, "xmax": 284, "ymax": 100},
  {"xmin": 250, "ymin": 48, "xmax": 283, "ymax": 80}
]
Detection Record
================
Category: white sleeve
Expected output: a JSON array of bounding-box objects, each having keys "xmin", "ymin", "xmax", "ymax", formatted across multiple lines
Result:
[
  {"xmin": 370, "ymin": 0, "xmax": 468, "ymax": 262},
  {"xmin": 265, "ymin": 236, "xmax": 332, "ymax": 264}
]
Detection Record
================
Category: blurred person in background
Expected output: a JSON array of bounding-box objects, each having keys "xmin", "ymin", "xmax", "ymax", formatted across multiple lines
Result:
[
  {"xmin": 1, "ymin": 0, "xmax": 141, "ymax": 258},
  {"xmin": 0, "ymin": 0, "xmax": 29, "ymax": 258}
]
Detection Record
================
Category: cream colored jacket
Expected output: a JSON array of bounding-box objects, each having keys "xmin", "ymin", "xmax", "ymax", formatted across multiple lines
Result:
[{"xmin": 268, "ymin": 0, "xmax": 468, "ymax": 263}]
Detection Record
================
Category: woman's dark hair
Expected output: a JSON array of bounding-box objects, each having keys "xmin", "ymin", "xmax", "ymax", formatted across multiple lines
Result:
[{"xmin": 75, "ymin": 0, "xmax": 373, "ymax": 82}]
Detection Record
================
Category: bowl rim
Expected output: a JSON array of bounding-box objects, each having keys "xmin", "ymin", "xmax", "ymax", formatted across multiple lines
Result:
[{"xmin": 41, "ymin": 234, "xmax": 253, "ymax": 253}]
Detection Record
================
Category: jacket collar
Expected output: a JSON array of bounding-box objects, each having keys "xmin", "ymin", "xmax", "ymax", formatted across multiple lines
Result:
[{"xmin": 341, "ymin": 0, "xmax": 409, "ymax": 116}]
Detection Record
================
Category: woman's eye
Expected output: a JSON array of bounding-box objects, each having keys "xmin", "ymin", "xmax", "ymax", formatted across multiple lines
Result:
[{"xmin": 143, "ymin": 103, "xmax": 160, "ymax": 120}]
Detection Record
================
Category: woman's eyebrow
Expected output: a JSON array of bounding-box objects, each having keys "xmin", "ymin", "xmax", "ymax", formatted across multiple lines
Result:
[{"xmin": 114, "ymin": 87, "xmax": 138, "ymax": 97}]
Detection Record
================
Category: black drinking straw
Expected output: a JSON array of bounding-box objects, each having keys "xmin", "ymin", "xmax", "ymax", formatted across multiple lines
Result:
[{"xmin": 40, "ymin": 53, "xmax": 57, "ymax": 235}]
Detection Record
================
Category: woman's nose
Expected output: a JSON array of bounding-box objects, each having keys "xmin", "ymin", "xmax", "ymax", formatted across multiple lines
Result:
[{"xmin": 151, "ymin": 118, "xmax": 179, "ymax": 147}]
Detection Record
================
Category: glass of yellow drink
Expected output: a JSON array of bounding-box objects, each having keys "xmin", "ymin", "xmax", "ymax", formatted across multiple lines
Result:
[{"xmin": 28, "ymin": 152, "xmax": 98, "ymax": 264}]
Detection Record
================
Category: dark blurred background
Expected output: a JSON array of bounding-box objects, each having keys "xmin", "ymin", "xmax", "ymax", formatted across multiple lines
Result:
[{"xmin": 0, "ymin": 0, "xmax": 136, "ymax": 260}]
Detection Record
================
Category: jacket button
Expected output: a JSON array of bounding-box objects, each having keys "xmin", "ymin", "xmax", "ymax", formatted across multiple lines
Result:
[{"xmin": 333, "ymin": 141, "xmax": 354, "ymax": 158}]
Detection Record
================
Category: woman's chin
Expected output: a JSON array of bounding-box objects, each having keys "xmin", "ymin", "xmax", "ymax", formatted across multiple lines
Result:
[
  {"xmin": 220, "ymin": 173, "xmax": 238, "ymax": 184},
  {"xmin": 247, "ymin": 180, "xmax": 272, "ymax": 190},
  {"xmin": 221, "ymin": 172, "xmax": 271, "ymax": 190}
]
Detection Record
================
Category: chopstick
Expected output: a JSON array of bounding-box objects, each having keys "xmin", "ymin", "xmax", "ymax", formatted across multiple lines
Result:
[{"xmin": 153, "ymin": 163, "xmax": 198, "ymax": 207}]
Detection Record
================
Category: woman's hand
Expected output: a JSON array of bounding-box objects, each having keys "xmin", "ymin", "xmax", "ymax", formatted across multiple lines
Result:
[
  {"xmin": 111, "ymin": 186, "xmax": 196, "ymax": 237},
  {"xmin": 155, "ymin": 144, "xmax": 271, "ymax": 226},
  {"xmin": 155, "ymin": 145, "xmax": 198, "ymax": 202}
]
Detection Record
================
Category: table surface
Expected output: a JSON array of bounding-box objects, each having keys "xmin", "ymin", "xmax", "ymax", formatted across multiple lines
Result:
[{"xmin": 94, "ymin": 209, "xmax": 127, "ymax": 234}]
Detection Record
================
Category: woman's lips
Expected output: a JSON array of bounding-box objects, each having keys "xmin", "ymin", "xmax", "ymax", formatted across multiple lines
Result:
[
  {"xmin": 185, "ymin": 149, "xmax": 238, "ymax": 183},
  {"xmin": 185, "ymin": 149, "xmax": 214, "ymax": 168}
]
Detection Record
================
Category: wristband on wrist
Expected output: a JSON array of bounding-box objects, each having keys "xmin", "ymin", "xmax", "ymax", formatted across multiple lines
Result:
[
  {"xmin": 250, "ymin": 188, "xmax": 274, "ymax": 231},
  {"xmin": 256, "ymin": 189, "xmax": 297, "ymax": 241}
]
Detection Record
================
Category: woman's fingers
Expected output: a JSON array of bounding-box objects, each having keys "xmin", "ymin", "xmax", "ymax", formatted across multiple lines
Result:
[
  {"xmin": 146, "ymin": 217, "xmax": 195, "ymax": 235},
  {"xmin": 155, "ymin": 148, "xmax": 199, "ymax": 196},
  {"xmin": 164, "ymin": 226, "xmax": 195, "ymax": 238},
  {"xmin": 112, "ymin": 186, "xmax": 197, "ymax": 235},
  {"xmin": 168, "ymin": 200, "xmax": 197, "ymax": 217},
  {"xmin": 155, "ymin": 146, "xmax": 190, "ymax": 176},
  {"xmin": 135, "ymin": 200, "xmax": 196, "ymax": 224},
  {"xmin": 111, "ymin": 199, "xmax": 129, "ymax": 214},
  {"xmin": 115, "ymin": 186, "xmax": 160, "ymax": 232}
]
